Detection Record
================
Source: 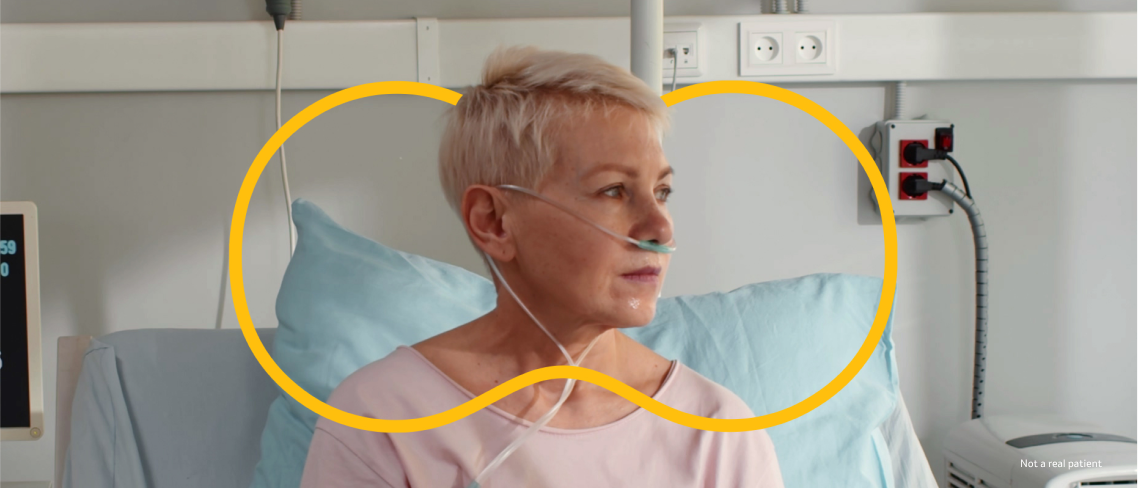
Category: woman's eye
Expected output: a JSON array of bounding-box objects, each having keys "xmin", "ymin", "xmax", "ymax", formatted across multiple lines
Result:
[{"xmin": 601, "ymin": 185, "xmax": 671, "ymax": 201}]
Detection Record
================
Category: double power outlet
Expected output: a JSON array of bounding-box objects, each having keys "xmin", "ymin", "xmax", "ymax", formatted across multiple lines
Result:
[{"xmin": 739, "ymin": 19, "xmax": 836, "ymax": 77}]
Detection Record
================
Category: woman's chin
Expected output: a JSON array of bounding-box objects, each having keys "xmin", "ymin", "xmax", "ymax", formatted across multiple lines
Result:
[{"xmin": 612, "ymin": 299, "xmax": 657, "ymax": 328}]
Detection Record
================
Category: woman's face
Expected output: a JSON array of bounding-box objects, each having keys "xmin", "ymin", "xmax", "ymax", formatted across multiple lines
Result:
[{"xmin": 507, "ymin": 105, "xmax": 674, "ymax": 329}]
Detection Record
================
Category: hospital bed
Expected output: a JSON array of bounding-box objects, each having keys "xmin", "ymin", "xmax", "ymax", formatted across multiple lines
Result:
[{"xmin": 54, "ymin": 327, "xmax": 938, "ymax": 488}]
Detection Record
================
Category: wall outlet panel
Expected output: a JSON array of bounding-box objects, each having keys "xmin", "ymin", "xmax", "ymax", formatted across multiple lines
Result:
[
  {"xmin": 663, "ymin": 31, "xmax": 697, "ymax": 69},
  {"xmin": 663, "ymin": 22, "xmax": 705, "ymax": 78},
  {"xmin": 872, "ymin": 119, "xmax": 956, "ymax": 218},
  {"xmin": 739, "ymin": 19, "xmax": 837, "ymax": 77},
  {"xmin": 2, "ymin": 14, "xmax": 1133, "ymax": 93}
]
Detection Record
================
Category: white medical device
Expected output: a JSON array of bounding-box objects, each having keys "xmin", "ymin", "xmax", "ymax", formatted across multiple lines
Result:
[
  {"xmin": 1, "ymin": 201, "xmax": 45, "ymax": 441},
  {"xmin": 944, "ymin": 415, "xmax": 1137, "ymax": 487}
]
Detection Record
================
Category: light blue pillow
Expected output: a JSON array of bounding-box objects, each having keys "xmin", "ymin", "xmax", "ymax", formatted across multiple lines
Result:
[
  {"xmin": 623, "ymin": 276, "xmax": 900, "ymax": 487},
  {"xmin": 251, "ymin": 198, "xmax": 899, "ymax": 488}
]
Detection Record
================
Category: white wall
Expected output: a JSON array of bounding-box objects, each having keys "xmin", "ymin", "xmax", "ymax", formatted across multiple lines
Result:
[{"xmin": 2, "ymin": 1, "xmax": 1135, "ymax": 485}]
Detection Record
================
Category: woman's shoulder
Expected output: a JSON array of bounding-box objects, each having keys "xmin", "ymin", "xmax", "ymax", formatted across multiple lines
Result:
[
  {"xmin": 325, "ymin": 346, "xmax": 455, "ymax": 415},
  {"xmin": 618, "ymin": 334, "xmax": 754, "ymax": 419},
  {"xmin": 668, "ymin": 362, "xmax": 757, "ymax": 420}
]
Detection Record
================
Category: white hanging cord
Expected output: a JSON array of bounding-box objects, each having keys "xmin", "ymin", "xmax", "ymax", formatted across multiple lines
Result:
[
  {"xmin": 276, "ymin": 28, "xmax": 296, "ymax": 256},
  {"xmin": 229, "ymin": 25, "xmax": 293, "ymax": 331}
]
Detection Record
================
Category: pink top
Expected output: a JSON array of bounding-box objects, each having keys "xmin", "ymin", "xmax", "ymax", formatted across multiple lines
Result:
[{"xmin": 300, "ymin": 345, "xmax": 785, "ymax": 488}]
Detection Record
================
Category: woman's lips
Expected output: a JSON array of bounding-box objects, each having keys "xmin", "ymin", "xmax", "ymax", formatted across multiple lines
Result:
[
  {"xmin": 624, "ymin": 266, "xmax": 661, "ymax": 275},
  {"xmin": 621, "ymin": 273, "xmax": 659, "ymax": 284}
]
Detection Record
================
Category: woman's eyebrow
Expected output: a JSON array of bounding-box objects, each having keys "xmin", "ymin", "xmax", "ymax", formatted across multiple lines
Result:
[{"xmin": 582, "ymin": 163, "xmax": 675, "ymax": 179}]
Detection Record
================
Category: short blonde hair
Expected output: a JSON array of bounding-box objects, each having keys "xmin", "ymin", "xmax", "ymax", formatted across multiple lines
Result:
[{"xmin": 438, "ymin": 45, "xmax": 673, "ymax": 218}]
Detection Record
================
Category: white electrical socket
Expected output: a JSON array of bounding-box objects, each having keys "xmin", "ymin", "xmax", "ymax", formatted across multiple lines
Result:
[
  {"xmin": 663, "ymin": 23, "xmax": 705, "ymax": 78},
  {"xmin": 749, "ymin": 33, "xmax": 782, "ymax": 65},
  {"xmin": 795, "ymin": 32, "xmax": 825, "ymax": 63},
  {"xmin": 739, "ymin": 20, "xmax": 836, "ymax": 77}
]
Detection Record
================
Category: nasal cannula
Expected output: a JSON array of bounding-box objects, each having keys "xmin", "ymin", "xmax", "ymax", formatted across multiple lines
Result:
[{"xmin": 467, "ymin": 184, "xmax": 674, "ymax": 487}]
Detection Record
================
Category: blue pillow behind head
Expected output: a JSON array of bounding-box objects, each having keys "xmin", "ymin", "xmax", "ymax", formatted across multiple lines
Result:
[
  {"xmin": 251, "ymin": 199, "xmax": 498, "ymax": 487},
  {"xmin": 251, "ymin": 198, "xmax": 899, "ymax": 488}
]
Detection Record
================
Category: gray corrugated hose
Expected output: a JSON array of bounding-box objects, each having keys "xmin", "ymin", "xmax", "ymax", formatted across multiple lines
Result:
[{"xmin": 937, "ymin": 181, "xmax": 989, "ymax": 420}]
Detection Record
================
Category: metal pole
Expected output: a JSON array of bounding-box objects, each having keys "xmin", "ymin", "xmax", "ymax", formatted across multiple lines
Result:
[{"xmin": 630, "ymin": 0, "xmax": 663, "ymax": 96}]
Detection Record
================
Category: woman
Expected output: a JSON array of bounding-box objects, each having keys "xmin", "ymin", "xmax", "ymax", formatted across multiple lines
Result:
[{"xmin": 300, "ymin": 45, "xmax": 785, "ymax": 487}]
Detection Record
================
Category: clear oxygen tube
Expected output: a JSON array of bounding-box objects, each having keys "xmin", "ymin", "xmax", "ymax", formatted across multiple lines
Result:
[
  {"xmin": 497, "ymin": 185, "xmax": 675, "ymax": 254},
  {"xmin": 467, "ymin": 185, "xmax": 673, "ymax": 488}
]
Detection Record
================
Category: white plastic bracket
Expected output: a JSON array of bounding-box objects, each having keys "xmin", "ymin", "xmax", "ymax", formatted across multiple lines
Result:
[{"xmin": 415, "ymin": 17, "xmax": 439, "ymax": 85}]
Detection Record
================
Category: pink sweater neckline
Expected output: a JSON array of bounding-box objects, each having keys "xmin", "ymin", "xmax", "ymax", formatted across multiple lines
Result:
[{"xmin": 396, "ymin": 345, "xmax": 682, "ymax": 435}]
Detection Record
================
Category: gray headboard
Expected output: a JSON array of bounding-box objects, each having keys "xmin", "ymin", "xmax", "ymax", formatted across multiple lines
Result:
[
  {"xmin": 56, "ymin": 335, "xmax": 91, "ymax": 488},
  {"xmin": 56, "ymin": 328, "xmax": 279, "ymax": 488}
]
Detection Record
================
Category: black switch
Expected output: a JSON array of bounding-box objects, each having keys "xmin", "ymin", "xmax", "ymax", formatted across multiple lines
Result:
[{"xmin": 935, "ymin": 126, "xmax": 954, "ymax": 152}]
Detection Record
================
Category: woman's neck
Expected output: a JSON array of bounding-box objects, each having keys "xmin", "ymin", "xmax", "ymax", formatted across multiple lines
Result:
[
  {"xmin": 472, "ymin": 305, "xmax": 624, "ymax": 374},
  {"xmin": 410, "ymin": 298, "xmax": 669, "ymax": 422}
]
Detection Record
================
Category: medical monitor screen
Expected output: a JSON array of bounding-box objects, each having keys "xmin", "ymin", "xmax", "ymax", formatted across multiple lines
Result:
[{"xmin": 1, "ymin": 213, "xmax": 31, "ymax": 429}]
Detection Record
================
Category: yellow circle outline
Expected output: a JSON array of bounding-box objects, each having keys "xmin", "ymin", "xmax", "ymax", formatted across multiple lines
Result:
[{"xmin": 231, "ymin": 80, "xmax": 898, "ymax": 433}]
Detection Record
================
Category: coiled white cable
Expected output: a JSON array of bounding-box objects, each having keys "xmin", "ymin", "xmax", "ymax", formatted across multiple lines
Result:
[{"xmin": 470, "ymin": 252, "xmax": 603, "ymax": 487}]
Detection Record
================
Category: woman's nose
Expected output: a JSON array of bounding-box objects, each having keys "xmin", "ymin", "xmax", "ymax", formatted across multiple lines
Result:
[{"xmin": 631, "ymin": 194, "xmax": 673, "ymax": 247}]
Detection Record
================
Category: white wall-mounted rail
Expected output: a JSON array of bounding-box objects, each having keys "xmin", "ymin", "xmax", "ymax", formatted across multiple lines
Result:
[{"xmin": 2, "ymin": 12, "xmax": 1134, "ymax": 93}]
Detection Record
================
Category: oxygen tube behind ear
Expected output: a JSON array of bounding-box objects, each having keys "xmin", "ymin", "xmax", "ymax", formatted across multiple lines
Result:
[
  {"xmin": 467, "ymin": 186, "xmax": 672, "ymax": 487},
  {"xmin": 469, "ymin": 252, "xmax": 602, "ymax": 488}
]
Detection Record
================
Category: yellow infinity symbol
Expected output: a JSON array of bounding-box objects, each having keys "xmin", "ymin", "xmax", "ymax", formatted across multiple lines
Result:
[{"xmin": 230, "ymin": 80, "xmax": 898, "ymax": 433}]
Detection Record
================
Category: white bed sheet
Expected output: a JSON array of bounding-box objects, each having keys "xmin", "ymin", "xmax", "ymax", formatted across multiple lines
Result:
[{"xmin": 883, "ymin": 393, "xmax": 940, "ymax": 488}]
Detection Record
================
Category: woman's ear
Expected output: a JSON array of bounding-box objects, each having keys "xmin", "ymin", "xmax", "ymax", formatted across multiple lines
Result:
[{"xmin": 462, "ymin": 185, "xmax": 516, "ymax": 261}]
